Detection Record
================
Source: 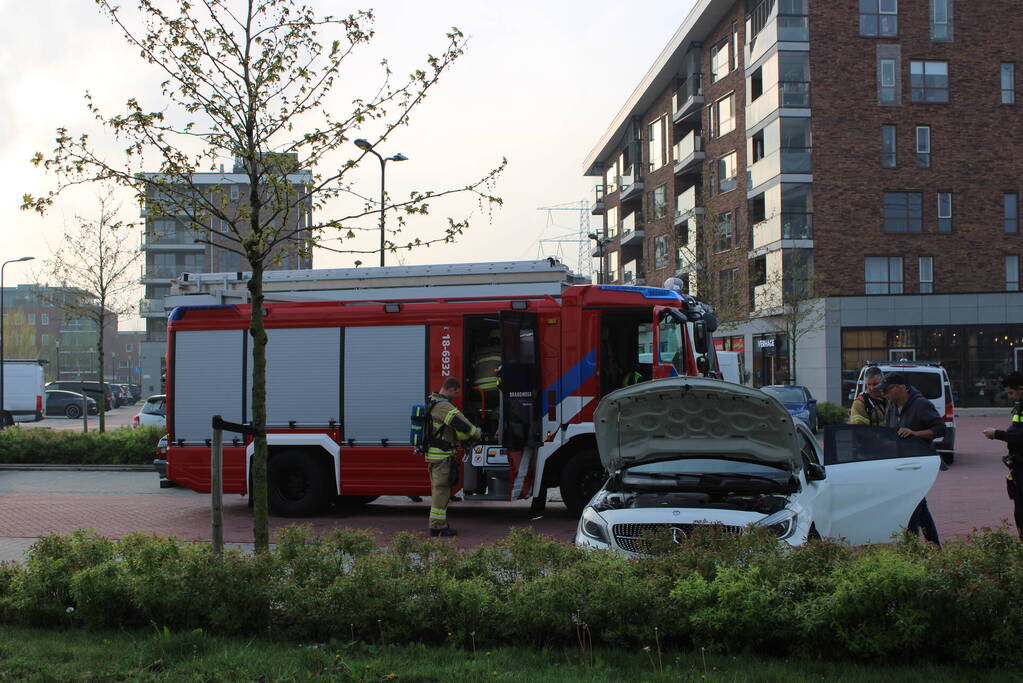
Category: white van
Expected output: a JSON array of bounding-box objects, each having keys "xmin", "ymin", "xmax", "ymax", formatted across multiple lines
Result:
[
  {"xmin": 717, "ymin": 351, "xmax": 743, "ymax": 384},
  {"xmin": 2, "ymin": 360, "xmax": 45, "ymax": 425},
  {"xmin": 853, "ymin": 361, "xmax": 956, "ymax": 463}
]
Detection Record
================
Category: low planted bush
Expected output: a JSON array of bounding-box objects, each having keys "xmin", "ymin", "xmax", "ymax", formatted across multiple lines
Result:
[
  {"xmin": 1, "ymin": 525, "xmax": 1022, "ymax": 668},
  {"xmin": 817, "ymin": 401, "xmax": 850, "ymax": 426},
  {"xmin": 0, "ymin": 426, "xmax": 162, "ymax": 465}
]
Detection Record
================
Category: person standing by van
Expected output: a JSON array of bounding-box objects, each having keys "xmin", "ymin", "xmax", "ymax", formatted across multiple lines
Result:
[
  {"xmin": 880, "ymin": 372, "xmax": 946, "ymax": 547},
  {"xmin": 982, "ymin": 372, "xmax": 1023, "ymax": 539},
  {"xmin": 850, "ymin": 366, "xmax": 887, "ymax": 426}
]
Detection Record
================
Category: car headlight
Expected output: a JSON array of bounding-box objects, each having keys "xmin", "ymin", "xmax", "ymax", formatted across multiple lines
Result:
[
  {"xmin": 755, "ymin": 509, "xmax": 798, "ymax": 540},
  {"xmin": 795, "ymin": 410, "xmax": 810, "ymax": 419},
  {"xmin": 579, "ymin": 507, "xmax": 610, "ymax": 545}
]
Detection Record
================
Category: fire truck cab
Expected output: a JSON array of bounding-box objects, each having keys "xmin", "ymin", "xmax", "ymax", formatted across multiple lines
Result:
[{"xmin": 164, "ymin": 282, "xmax": 715, "ymax": 516}]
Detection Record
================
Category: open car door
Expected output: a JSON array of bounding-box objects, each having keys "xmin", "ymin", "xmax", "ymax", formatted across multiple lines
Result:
[
  {"xmin": 499, "ymin": 310, "xmax": 541, "ymax": 450},
  {"xmin": 822, "ymin": 425, "xmax": 940, "ymax": 545}
]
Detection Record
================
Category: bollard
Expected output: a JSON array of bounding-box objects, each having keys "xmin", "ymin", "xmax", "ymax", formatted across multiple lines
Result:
[{"xmin": 211, "ymin": 415, "xmax": 224, "ymax": 556}]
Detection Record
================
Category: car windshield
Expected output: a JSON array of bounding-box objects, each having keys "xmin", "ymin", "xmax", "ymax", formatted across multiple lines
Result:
[
  {"xmin": 762, "ymin": 386, "xmax": 806, "ymax": 403},
  {"xmin": 897, "ymin": 371, "xmax": 942, "ymax": 400},
  {"xmin": 624, "ymin": 458, "xmax": 786, "ymax": 477}
]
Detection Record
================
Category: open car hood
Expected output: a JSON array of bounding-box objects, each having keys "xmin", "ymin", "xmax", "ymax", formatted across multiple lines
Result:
[{"xmin": 594, "ymin": 377, "xmax": 803, "ymax": 473}]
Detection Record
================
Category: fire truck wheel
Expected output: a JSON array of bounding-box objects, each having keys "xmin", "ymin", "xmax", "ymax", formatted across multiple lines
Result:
[
  {"xmin": 267, "ymin": 450, "xmax": 330, "ymax": 517},
  {"xmin": 560, "ymin": 448, "xmax": 605, "ymax": 516}
]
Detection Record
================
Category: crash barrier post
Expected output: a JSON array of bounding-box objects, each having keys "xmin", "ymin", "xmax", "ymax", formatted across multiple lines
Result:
[{"xmin": 210, "ymin": 415, "xmax": 264, "ymax": 557}]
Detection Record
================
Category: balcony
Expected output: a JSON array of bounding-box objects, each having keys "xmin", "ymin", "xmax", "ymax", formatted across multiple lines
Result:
[
  {"xmin": 672, "ymin": 74, "xmax": 704, "ymax": 123},
  {"xmin": 620, "ymin": 212, "xmax": 645, "ymax": 247},
  {"xmin": 139, "ymin": 298, "xmax": 167, "ymax": 318},
  {"xmin": 673, "ymin": 131, "xmax": 704, "ymax": 174},
  {"xmin": 747, "ymin": 82, "xmax": 812, "ymax": 130},
  {"xmin": 746, "ymin": 0, "xmax": 809, "ymax": 66},
  {"xmin": 618, "ymin": 164, "xmax": 644, "ymax": 202},
  {"xmin": 622, "ymin": 259, "xmax": 645, "ymax": 286},
  {"xmin": 753, "ymin": 283, "xmax": 782, "ymax": 312},
  {"xmin": 674, "ymin": 186, "xmax": 704, "ymax": 224},
  {"xmin": 750, "ymin": 213, "xmax": 813, "ymax": 251},
  {"xmin": 141, "ymin": 265, "xmax": 185, "ymax": 281},
  {"xmin": 143, "ymin": 231, "xmax": 206, "ymax": 252},
  {"xmin": 592, "ymin": 184, "xmax": 607, "ymax": 215},
  {"xmin": 747, "ymin": 147, "xmax": 812, "ymax": 192}
]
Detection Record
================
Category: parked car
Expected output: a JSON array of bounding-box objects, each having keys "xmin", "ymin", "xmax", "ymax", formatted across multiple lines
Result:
[
  {"xmin": 112, "ymin": 384, "xmax": 134, "ymax": 407},
  {"xmin": 44, "ymin": 390, "xmax": 98, "ymax": 418},
  {"xmin": 46, "ymin": 381, "xmax": 115, "ymax": 411},
  {"xmin": 133, "ymin": 394, "xmax": 166, "ymax": 428},
  {"xmin": 575, "ymin": 378, "xmax": 939, "ymax": 555},
  {"xmin": 760, "ymin": 384, "xmax": 818, "ymax": 432},
  {"xmin": 853, "ymin": 361, "xmax": 956, "ymax": 463}
]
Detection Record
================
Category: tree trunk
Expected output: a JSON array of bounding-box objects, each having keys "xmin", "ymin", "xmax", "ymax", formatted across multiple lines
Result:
[
  {"xmin": 248, "ymin": 257, "xmax": 270, "ymax": 553},
  {"xmin": 97, "ymin": 315, "xmax": 106, "ymax": 433}
]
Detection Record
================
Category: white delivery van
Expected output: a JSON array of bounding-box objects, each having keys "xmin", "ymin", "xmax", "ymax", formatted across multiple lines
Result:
[
  {"xmin": 717, "ymin": 351, "xmax": 743, "ymax": 384},
  {"xmin": 2, "ymin": 360, "xmax": 45, "ymax": 424}
]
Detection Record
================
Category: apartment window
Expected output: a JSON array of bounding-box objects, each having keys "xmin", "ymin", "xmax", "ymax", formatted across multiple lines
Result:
[
  {"xmin": 41, "ymin": 313, "xmax": 49, "ymax": 326},
  {"xmin": 915, "ymin": 126, "xmax": 931, "ymax": 168},
  {"xmin": 608, "ymin": 251, "xmax": 619, "ymax": 282},
  {"xmin": 779, "ymin": 52, "xmax": 811, "ymax": 107},
  {"xmin": 930, "ymin": 0, "xmax": 952, "ymax": 41},
  {"xmin": 715, "ymin": 93, "xmax": 735, "ymax": 137},
  {"xmin": 647, "ymin": 117, "xmax": 665, "ymax": 170},
  {"xmin": 1008, "ymin": 255, "xmax": 1020, "ymax": 292},
  {"xmin": 910, "ymin": 61, "xmax": 949, "ymax": 102},
  {"xmin": 606, "ymin": 205, "xmax": 618, "ymax": 238},
  {"xmin": 719, "ymin": 268, "xmax": 739, "ymax": 302},
  {"xmin": 1001, "ymin": 63, "xmax": 1015, "ymax": 104},
  {"xmin": 717, "ymin": 152, "xmax": 738, "ymax": 194},
  {"xmin": 27, "ymin": 313, "xmax": 36, "ymax": 324},
  {"xmin": 937, "ymin": 192, "xmax": 952, "ymax": 233},
  {"xmin": 918, "ymin": 256, "xmax": 934, "ymax": 293},
  {"xmin": 1005, "ymin": 193, "xmax": 1019, "ymax": 234},
  {"xmin": 865, "ymin": 256, "xmax": 903, "ymax": 294},
  {"xmin": 749, "ymin": 67, "xmax": 764, "ymax": 101},
  {"xmin": 883, "ymin": 192, "xmax": 923, "ymax": 233},
  {"xmin": 653, "ymin": 235, "xmax": 669, "ymax": 269},
  {"xmin": 230, "ymin": 185, "xmax": 239, "ymax": 201},
  {"xmin": 881, "ymin": 125, "xmax": 897, "ymax": 167},
  {"xmin": 860, "ymin": 0, "xmax": 898, "ymax": 37},
  {"xmin": 126, "ymin": 344, "xmax": 133, "ymax": 352},
  {"xmin": 715, "ymin": 211, "xmax": 735, "ymax": 252},
  {"xmin": 751, "ymin": 130, "xmax": 766, "ymax": 163},
  {"xmin": 778, "ymin": 0, "xmax": 809, "ymax": 42},
  {"xmin": 41, "ymin": 334, "xmax": 50, "ymax": 347},
  {"xmin": 879, "ymin": 58, "xmax": 898, "ymax": 104},
  {"xmin": 711, "ymin": 39, "xmax": 729, "ymax": 83},
  {"xmin": 118, "ymin": 360, "xmax": 130, "ymax": 369},
  {"xmin": 650, "ymin": 185, "xmax": 667, "ymax": 219}
]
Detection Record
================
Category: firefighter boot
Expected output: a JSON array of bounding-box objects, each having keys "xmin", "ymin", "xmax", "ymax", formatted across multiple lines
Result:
[{"xmin": 430, "ymin": 527, "xmax": 458, "ymax": 537}]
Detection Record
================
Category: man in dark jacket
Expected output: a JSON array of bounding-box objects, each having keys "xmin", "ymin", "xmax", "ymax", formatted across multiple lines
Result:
[
  {"xmin": 982, "ymin": 371, "xmax": 1023, "ymax": 539},
  {"xmin": 881, "ymin": 372, "xmax": 946, "ymax": 546}
]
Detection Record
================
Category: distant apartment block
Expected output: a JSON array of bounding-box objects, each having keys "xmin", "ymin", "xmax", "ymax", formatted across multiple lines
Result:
[{"xmin": 584, "ymin": 0, "xmax": 1023, "ymax": 406}]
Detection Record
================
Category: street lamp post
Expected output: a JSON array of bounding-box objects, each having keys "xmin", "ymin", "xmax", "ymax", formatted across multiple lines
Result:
[
  {"xmin": 354, "ymin": 139, "xmax": 408, "ymax": 267},
  {"xmin": 0, "ymin": 256, "xmax": 35, "ymax": 429},
  {"xmin": 587, "ymin": 233, "xmax": 612, "ymax": 285}
]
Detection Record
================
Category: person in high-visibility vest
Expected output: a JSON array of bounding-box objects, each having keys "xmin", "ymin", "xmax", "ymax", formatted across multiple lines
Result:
[
  {"xmin": 425, "ymin": 377, "xmax": 481, "ymax": 537},
  {"xmin": 849, "ymin": 366, "xmax": 887, "ymax": 426},
  {"xmin": 472, "ymin": 328, "xmax": 502, "ymax": 437},
  {"xmin": 983, "ymin": 371, "xmax": 1023, "ymax": 539}
]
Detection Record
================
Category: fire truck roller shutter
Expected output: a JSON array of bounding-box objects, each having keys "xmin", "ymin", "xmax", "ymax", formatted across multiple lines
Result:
[
  {"xmin": 173, "ymin": 329, "xmax": 245, "ymax": 444},
  {"xmin": 344, "ymin": 325, "xmax": 426, "ymax": 444},
  {"xmin": 244, "ymin": 327, "xmax": 342, "ymax": 425}
]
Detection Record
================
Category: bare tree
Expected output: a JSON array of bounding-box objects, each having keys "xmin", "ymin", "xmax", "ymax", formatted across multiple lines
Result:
[
  {"xmin": 674, "ymin": 190, "xmax": 745, "ymax": 325},
  {"xmin": 41, "ymin": 190, "xmax": 142, "ymax": 432},
  {"xmin": 24, "ymin": 0, "xmax": 503, "ymax": 552}
]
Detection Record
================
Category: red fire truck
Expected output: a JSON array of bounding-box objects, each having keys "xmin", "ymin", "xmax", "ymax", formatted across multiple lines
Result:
[{"xmin": 163, "ymin": 282, "xmax": 716, "ymax": 515}]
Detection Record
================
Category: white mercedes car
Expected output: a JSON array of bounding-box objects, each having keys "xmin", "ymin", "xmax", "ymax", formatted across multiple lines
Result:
[{"xmin": 575, "ymin": 377, "xmax": 940, "ymax": 554}]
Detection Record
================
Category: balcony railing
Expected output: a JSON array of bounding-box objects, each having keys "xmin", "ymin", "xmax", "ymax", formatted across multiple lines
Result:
[
  {"xmin": 619, "ymin": 164, "xmax": 644, "ymax": 199},
  {"xmin": 592, "ymin": 184, "xmax": 607, "ymax": 215},
  {"xmin": 622, "ymin": 259, "xmax": 645, "ymax": 285},
  {"xmin": 143, "ymin": 231, "xmax": 205, "ymax": 248},
  {"xmin": 747, "ymin": 147, "xmax": 812, "ymax": 190},
  {"xmin": 747, "ymin": 81, "xmax": 812, "ymax": 130},
  {"xmin": 142, "ymin": 265, "xmax": 184, "ymax": 279},
  {"xmin": 675, "ymin": 185, "xmax": 703, "ymax": 219},
  {"xmin": 751, "ymin": 213, "xmax": 813, "ymax": 250},
  {"xmin": 139, "ymin": 298, "xmax": 166, "ymax": 316},
  {"xmin": 780, "ymin": 81, "xmax": 811, "ymax": 108},
  {"xmin": 672, "ymin": 74, "xmax": 704, "ymax": 120},
  {"xmin": 673, "ymin": 131, "xmax": 704, "ymax": 173}
]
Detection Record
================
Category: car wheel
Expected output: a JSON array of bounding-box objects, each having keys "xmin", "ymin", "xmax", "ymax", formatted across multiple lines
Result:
[
  {"xmin": 65, "ymin": 404, "xmax": 83, "ymax": 419},
  {"xmin": 267, "ymin": 450, "xmax": 330, "ymax": 517},
  {"xmin": 808, "ymin": 524, "xmax": 821, "ymax": 541},
  {"xmin": 560, "ymin": 448, "xmax": 606, "ymax": 516}
]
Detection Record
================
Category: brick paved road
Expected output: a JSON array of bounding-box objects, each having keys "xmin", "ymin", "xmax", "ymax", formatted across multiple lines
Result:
[{"xmin": 0, "ymin": 416, "xmax": 1017, "ymax": 563}]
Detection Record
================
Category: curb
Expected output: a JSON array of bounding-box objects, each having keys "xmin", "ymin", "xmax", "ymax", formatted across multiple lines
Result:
[{"xmin": 0, "ymin": 464, "xmax": 153, "ymax": 472}]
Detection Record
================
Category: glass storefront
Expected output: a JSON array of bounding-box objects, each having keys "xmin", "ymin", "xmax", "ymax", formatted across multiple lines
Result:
[
  {"xmin": 842, "ymin": 325, "xmax": 1023, "ymax": 407},
  {"xmin": 752, "ymin": 333, "xmax": 791, "ymax": 387}
]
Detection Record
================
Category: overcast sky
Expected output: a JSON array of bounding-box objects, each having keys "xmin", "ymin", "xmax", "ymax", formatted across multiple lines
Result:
[{"xmin": 0, "ymin": 0, "xmax": 695, "ymax": 327}]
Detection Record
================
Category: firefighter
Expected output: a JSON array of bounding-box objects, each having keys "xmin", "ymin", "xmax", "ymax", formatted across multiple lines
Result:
[
  {"xmin": 982, "ymin": 371, "xmax": 1023, "ymax": 539},
  {"xmin": 425, "ymin": 377, "xmax": 482, "ymax": 537},
  {"xmin": 472, "ymin": 327, "xmax": 501, "ymax": 437},
  {"xmin": 849, "ymin": 366, "xmax": 887, "ymax": 426}
]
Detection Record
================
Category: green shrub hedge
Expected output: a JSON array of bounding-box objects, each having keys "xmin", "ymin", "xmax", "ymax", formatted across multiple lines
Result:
[
  {"xmin": 1, "ymin": 526, "xmax": 1022, "ymax": 668},
  {"xmin": 0, "ymin": 426, "xmax": 163, "ymax": 465},
  {"xmin": 818, "ymin": 401, "xmax": 850, "ymax": 426}
]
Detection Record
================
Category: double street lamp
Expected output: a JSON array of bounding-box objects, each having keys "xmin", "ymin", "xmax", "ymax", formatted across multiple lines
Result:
[
  {"xmin": 1, "ymin": 256, "xmax": 35, "ymax": 429},
  {"xmin": 587, "ymin": 233, "xmax": 613, "ymax": 285},
  {"xmin": 354, "ymin": 139, "xmax": 408, "ymax": 267}
]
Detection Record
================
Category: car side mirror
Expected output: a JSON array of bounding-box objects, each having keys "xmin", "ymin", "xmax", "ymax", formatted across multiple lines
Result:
[
  {"xmin": 806, "ymin": 462, "xmax": 826, "ymax": 482},
  {"xmin": 693, "ymin": 320, "xmax": 709, "ymax": 355},
  {"xmin": 808, "ymin": 398, "xmax": 817, "ymax": 404}
]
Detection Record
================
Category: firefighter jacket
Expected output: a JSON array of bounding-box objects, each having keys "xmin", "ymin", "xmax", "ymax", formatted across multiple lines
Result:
[
  {"xmin": 472, "ymin": 343, "xmax": 501, "ymax": 391},
  {"xmin": 994, "ymin": 401, "xmax": 1023, "ymax": 464},
  {"xmin": 849, "ymin": 393, "xmax": 887, "ymax": 426},
  {"xmin": 426, "ymin": 393, "xmax": 481, "ymax": 462}
]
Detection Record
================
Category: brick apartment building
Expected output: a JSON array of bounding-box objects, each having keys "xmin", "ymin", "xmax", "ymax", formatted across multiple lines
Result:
[
  {"xmin": 584, "ymin": 0, "xmax": 1023, "ymax": 406},
  {"xmin": 138, "ymin": 157, "xmax": 313, "ymax": 396}
]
